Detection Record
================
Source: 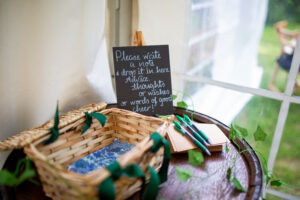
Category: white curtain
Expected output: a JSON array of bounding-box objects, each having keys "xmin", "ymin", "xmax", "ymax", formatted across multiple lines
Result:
[
  {"xmin": 138, "ymin": 0, "xmax": 268, "ymax": 125},
  {"xmin": 189, "ymin": 0, "xmax": 267, "ymax": 124},
  {"xmin": 0, "ymin": 0, "xmax": 116, "ymax": 167}
]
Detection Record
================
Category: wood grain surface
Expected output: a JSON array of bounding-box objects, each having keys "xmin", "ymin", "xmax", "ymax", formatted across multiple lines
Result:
[{"xmin": 0, "ymin": 105, "xmax": 263, "ymax": 200}]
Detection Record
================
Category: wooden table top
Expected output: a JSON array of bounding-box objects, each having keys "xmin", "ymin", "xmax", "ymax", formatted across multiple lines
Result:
[{"xmin": 0, "ymin": 106, "xmax": 263, "ymax": 200}]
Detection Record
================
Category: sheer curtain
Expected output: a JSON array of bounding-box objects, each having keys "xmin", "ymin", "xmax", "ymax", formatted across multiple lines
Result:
[
  {"xmin": 0, "ymin": 0, "xmax": 116, "ymax": 167},
  {"xmin": 137, "ymin": 0, "xmax": 267, "ymax": 125},
  {"xmin": 187, "ymin": 0, "xmax": 267, "ymax": 124}
]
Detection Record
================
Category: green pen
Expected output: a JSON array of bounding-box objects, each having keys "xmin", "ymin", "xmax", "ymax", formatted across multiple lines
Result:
[
  {"xmin": 176, "ymin": 115, "xmax": 209, "ymax": 146},
  {"xmin": 183, "ymin": 114, "xmax": 212, "ymax": 145},
  {"xmin": 173, "ymin": 121, "xmax": 211, "ymax": 156}
]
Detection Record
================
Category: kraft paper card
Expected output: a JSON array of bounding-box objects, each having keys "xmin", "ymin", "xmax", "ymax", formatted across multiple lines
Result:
[{"xmin": 167, "ymin": 120, "xmax": 229, "ymax": 154}]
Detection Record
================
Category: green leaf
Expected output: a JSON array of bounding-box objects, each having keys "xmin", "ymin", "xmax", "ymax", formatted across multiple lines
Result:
[
  {"xmin": 253, "ymin": 126, "xmax": 267, "ymax": 142},
  {"xmin": 230, "ymin": 124, "xmax": 249, "ymax": 140},
  {"xmin": 188, "ymin": 150, "xmax": 204, "ymax": 167},
  {"xmin": 172, "ymin": 94, "xmax": 177, "ymax": 100},
  {"xmin": 225, "ymin": 144, "xmax": 229, "ymax": 153},
  {"xmin": 17, "ymin": 158, "xmax": 36, "ymax": 185},
  {"xmin": 265, "ymin": 171, "xmax": 273, "ymax": 185},
  {"xmin": 227, "ymin": 168, "xmax": 232, "ymax": 180},
  {"xmin": 175, "ymin": 167, "xmax": 193, "ymax": 182},
  {"xmin": 229, "ymin": 124, "xmax": 240, "ymax": 140},
  {"xmin": 13, "ymin": 158, "xmax": 26, "ymax": 176},
  {"xmin": 177, "ymin": 101, "xmax": 188, "ymax": 109},
  {"xmin": 270, "ymin": 180, "xmax": 282, "ymax": 187},
  {"xmin": 230, "ymin": 177, "xmax": 247, "ymax": 192},
  {"xmin": 28, "ymin": 178, "xmax": 40, "ymax": 186},
  {"xmin": 271, "ymin": 180, "xmax": 291, "ymax": 187},
  {"xmin": 17, "ymin": 169, "xmax": 36, "ymax": 185},
  {"xmin": 0, "ymin": 170, "xmax": 18, "ymax": 187},
  {"xmin": 0, "ymin": 158, "xmax": 37, "ymax": 187},
  {"xmin": 234, "ymin": 124, "xmax": 248, "ymax": 138},
  {"xmin": 229, "ymin": 125, "xmax": 234, "ymax": 140}
]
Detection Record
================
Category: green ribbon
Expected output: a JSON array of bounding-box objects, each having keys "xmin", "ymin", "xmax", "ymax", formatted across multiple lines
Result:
[
  {"xmin": 98, "ymin": 162, "xmax": 147, "ymax": 200},
  {"xmin": 44, "ymin": 102, "xmax": 60, "ymax": 145},
  {"xmin": 142, "ymin": 166, "xmax": 160, "ymax": 200},
  {"xmin": 82, "ymin": 112, "xmax": 107, "ymax": 134},
  {"xmin": 98, "ymin": 162, "xmax": 160, "ymax": 200},
  {"xmin": 98, "ymin": 132, "xmax": 170, "ymax": 200},
  {"xmin": 98, "ymin": 162, "xmax": 122, "ymax": 200},
  {"xmin": 149, "ymin": 132, "xmax": 171, "ymax": 183}
]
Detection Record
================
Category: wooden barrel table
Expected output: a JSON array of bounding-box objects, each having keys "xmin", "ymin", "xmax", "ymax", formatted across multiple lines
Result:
[{"xmin": 0, "ymin": 106, "xmax": 263, "ymax": 200}]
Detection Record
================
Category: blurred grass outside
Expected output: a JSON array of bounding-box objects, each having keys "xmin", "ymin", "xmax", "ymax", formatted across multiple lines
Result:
[{"xmin": 234, "ymin": 24, "xmax": 300, "ymax": 198}]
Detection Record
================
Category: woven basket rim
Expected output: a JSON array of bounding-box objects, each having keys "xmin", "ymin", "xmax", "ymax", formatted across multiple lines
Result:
[{"xmin": 0, "ymin": 102, "xmax": 108, "ymax": 151}]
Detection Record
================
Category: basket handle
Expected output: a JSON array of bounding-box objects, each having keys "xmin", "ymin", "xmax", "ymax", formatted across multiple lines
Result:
[{"xmin": 149, "ymin": 132, "xmax": 171, "ymax": 183}]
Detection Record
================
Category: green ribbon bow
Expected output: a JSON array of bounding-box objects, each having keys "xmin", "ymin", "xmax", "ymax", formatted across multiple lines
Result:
[
  {"xmin": 149, "ymin": 132, "xmax": 171, "ymax": 183},
  {"xmin": 98, "ymin": 132, "xmax": 171, "ymax": 200},
  {"xmin": 82, "ymin": 112, "xmax": 107, "ymax": 134},
  {"xmin": 44, "ymin": 102, "xmax": 60, "ymax": 145},
  {"xmin": 98, "ymin": 162, "xmax": 157, "ymax": 200}
]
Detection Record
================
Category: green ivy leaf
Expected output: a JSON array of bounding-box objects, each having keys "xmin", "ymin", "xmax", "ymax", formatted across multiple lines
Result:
[
  {"xmin": 172, "ymin": 94, "xmax": 177, "ymax": 100},
  {"xmin": 17, "ymin": 169, "xmax": 36, "ymax": 185},
  {"xmin": 225, "ymin": 144, "xmax": 230, "ymax": 153},
  {"xmin": 0, "ymin": 158, "xmax": 37, "ymax": 187},
  {"xmin": 229, "ymin": 124, "xmax": 242, "ymax": 140},
  {"xmin": 234, "ymin": 124, "xmax": 248, "ymax": 138},
  {"xmin": 253, "ymin": 126, "xmax": 267, "ymax": 142},
  {"xmin": 188, "ymin": 150, "xmax": 204, "ymax": 167},
  {"xmin": 265, "ymin": 171, "xmax": 273, "ymax": 185},
  {"xmin": 0, "ymin": 170, "xmax": 18, "ymax": 187},
  {"xmin": 230, "ymin": 177, "xmax": 247, "ymax": 192},
  {"xmin": 271, "ymin": 180, "xmax": 291, "ymax": 187},
  {"xmin": 270, "ymin": 180, "xmax": 282, "ymax": 187},
  {"xmin": 176, "ymin": 167, "xmax": 193, "ymax": 182},
  {"xmin": 227, "ymin": 168, "xmax": 232, "ymax": 180},
  {"xmin": 177, "ymin": 101, "xmax": 188, "ymax": 109},
  {"xmin": 28, "ymin": 178, "xmax": 40, "ymax": 186}
]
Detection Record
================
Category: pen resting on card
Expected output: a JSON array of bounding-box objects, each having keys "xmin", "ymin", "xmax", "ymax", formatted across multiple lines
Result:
[
  {"xmin": 183, "ymin": 114, "xmax": 212, "ymax": 145},
  {"xmin": 176, "ymin": 115, "xmax": 209, "ymax": 146},
  {"xmin": 173, "ymin": 121, "xmax": 211, "ymax": 156}
]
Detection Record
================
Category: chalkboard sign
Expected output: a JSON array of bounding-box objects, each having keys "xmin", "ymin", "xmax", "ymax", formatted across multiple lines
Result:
[{"xmin": 113, "ymin": 45, "xmax": 173, "ymax": 116}]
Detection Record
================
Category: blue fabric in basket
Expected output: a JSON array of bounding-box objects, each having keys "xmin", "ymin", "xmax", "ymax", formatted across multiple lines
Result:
[{"xmin": 68, "ymin": 139, "xmax": 135, "ymax": 174}]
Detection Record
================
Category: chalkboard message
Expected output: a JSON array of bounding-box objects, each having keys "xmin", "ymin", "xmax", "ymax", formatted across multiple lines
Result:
[{"xmin": 113, "ymin": 45, "xmax": 173, "ymax": 116}]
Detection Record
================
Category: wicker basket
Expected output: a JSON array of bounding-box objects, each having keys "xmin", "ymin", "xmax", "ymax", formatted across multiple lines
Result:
[{"xmin": 0, "ymin": 102, "xmax": 170, "ymax": 200}]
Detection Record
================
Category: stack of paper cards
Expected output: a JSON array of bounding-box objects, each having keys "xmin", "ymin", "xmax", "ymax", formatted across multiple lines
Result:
[{"xmin": 167, "ymin": 120, "xmax": 229, "ymax": 154}]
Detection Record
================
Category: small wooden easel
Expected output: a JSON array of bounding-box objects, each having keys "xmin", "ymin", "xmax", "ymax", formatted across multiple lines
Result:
[{"xmin": 133, "ymin": 31, "xmax": 146, "ymax": 46}]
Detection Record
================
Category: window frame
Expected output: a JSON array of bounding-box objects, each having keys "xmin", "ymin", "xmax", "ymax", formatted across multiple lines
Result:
[{"xmin": 181, "ymin": 33, "xmax": 300, "ymax": 200}]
